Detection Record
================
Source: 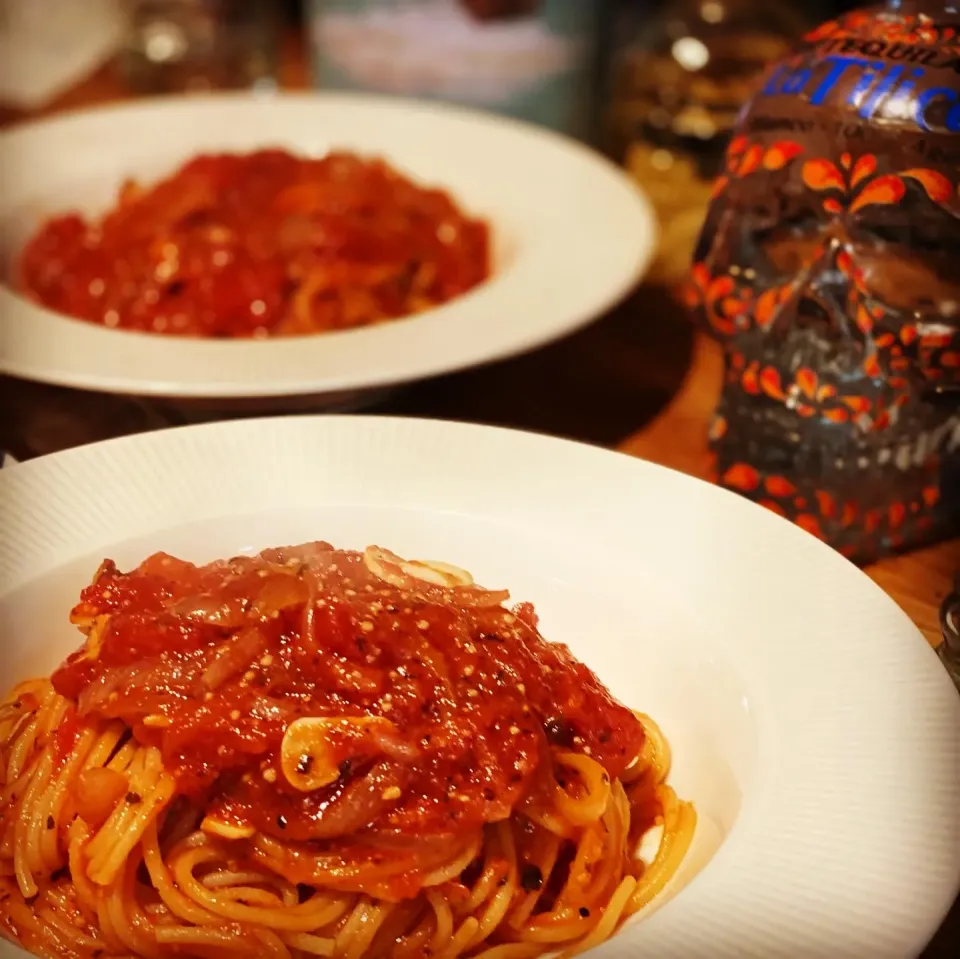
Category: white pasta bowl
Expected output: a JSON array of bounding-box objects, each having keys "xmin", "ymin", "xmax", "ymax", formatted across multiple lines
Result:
[
  {"xmin": 0, "ymin": 93, "xmax": 654, "ymax": 413},
  {"xmin": 0, "ymin": 415, "xmax": 958, "ymax": 958}
]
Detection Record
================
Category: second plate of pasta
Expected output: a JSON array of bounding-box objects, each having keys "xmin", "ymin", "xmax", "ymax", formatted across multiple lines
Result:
[{"xmin": 0, "ymin": 93, "xmax": 654, "ymax": 412}]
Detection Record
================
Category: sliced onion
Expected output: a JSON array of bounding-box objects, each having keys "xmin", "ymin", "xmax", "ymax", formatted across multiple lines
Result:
[
  {"xmin": 363, "ymin": 546, "xmax": 509, "ymax": 608},
  {"xmin": 440, "ymin": 585, "xmax": 510, "ymax": 608},
  {"xmin": 202, "ymin": 628, "xmax": 267, "ymax": 692},
  {"xmin": 77, "ymin": 615, "xmax": 110, "ymax": 662},
  {"xmin": 77, "ymin": 664, "xmax": 139, "ymax": 717},
  {"xmin": 253, "ymin": 829, "xmax": 473, "ymax": 894},
  {"xmin": 299, "ymin": 760, "xmax": 398, "ymax": 840},
  {"xmin": 258, "ymin": 542, "xmax": 335, "ymax": 567},
  {"xmin": 170, "ymin": 594, "xmax": 248, "ymax": 629},
  {"xmin": 355, "ymin": 829, "xmax": 459, "ymax": 851},
  {"xmin": 367, "ymin": 722, "xmax": 422, "ymax": 764},
  {"xmin": 251, "ymin": 573, "xmax": 309, "ymax": 617}
]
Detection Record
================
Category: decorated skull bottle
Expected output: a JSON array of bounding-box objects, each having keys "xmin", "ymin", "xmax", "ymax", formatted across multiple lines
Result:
[{"xmin": 687, "ymin": 0, "xmax": 960, "ymax": 564}]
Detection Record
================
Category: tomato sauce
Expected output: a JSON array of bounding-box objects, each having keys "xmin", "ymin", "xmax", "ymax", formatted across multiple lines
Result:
[
  {"xmin": 52, "ymin": 544, "xmax": 643, "ymax": 845},
  {"xmin": 18, "ymin": 150, "xmax": 490, "ymax": 338}
]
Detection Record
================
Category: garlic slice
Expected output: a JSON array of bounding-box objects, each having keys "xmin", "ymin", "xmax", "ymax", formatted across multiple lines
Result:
[
  {"xmin": 280, "ymin": 715, "xmax": 395, "ymax": 793},
  {"xmin": 363, "ymin": 546, "xmax": 474, "ymax": 588},
  {"xmin": 403, "ymin": 559, "xmax": 474, "ymax": 587}
]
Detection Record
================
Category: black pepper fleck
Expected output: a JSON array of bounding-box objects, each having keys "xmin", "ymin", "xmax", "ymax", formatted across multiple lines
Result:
[
  {"xmin": 544, "ymin": 717, "xmax": 575, "ymax": 748},
  {"xmin": 276, "ymin": 814, "xmax": 288, "ymax": 829},
  {"xmin": 126, "ymin": 792, "xmax": 142, "ymax": 804},
  {"xmin": 579, "ymin": 907, "xmax": 591, "ymax": 918},
  {"xmin": 46, "ymin": 816, "xmax": 55, "ymax": 830},
  {"xmin": 520, "ymin": 865, "xmax": 544, "ymax": 892}
]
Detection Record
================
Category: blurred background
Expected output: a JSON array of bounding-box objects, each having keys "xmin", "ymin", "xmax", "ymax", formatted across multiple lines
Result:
[{"xmin": 0, "ymin": 0, "xmax": 853, "ymax": 291}]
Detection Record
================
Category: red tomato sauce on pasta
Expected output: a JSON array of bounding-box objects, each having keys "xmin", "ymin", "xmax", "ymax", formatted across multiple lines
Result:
[
  {"xmin": 17, "ymin": 150, "xmax": 490, "ymax": 338},
  {"xmin": 52, "ymin": 544, "xmax": 643, "ymax": 866}
]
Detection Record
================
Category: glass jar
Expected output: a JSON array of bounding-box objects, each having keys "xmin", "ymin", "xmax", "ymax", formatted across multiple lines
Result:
[
  {"xmin": 117, "ymin": 0, "xmax": 280, "ymax": 95},
  {"xmin": 305, "ymin": 0, "xmax": 602, "ymax": 139},
  {"xmin": 607, "ymin": 0, "xmax": 816, "ymax": 288}
]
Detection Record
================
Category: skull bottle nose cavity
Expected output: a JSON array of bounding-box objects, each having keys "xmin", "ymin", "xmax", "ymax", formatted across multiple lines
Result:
[
  {"xmin": 793, "ymin": 297, "xmax": 835, "ymax": 336},
  {"xmin": 771, "ymin": 281, "xmax": 846, "ymax": 340},
  {"xmin": 822, "ymin": 222, "xmax": 851, "ymax": 252},
  {"xmin": 778, "ymin": 234, "xmax": 853, "ymax": 338},
  {"xmin": 812, "ymin": 231, "xmax": 853, "ymax": 282}
]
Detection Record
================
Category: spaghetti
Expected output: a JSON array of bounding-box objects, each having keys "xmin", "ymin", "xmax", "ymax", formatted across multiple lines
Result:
[
  {"xmin": 17, "ymin": 150, "xmax": 490, "ymax": 338},
  {"xmin": 0, "ymin": 542, "xmax": 695, "ymax": 959}
]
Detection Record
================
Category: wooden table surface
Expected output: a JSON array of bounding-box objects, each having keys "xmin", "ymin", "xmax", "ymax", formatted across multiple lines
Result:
[{"xmin": 1, "ymin": 32, "xmax": 957, "ymax": 955}]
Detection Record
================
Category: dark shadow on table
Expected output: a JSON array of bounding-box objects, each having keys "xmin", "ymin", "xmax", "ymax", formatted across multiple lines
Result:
[
  {"xmin": 380, "ymin": 285, "xmax": 695, "ymax": 446},
  {"xmin": 0, "ymin": 285, "xmax": 694, "ymax": 459},
  {"xmin": 925, "ymin": 899, "xmax": 960, "ymax": 958}
]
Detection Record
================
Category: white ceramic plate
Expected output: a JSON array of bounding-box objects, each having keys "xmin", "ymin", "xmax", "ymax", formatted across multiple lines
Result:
[
  {"xmin": 0, "ymin": 416, "xmax": 958, "ymax": 958},
  {"xmin": 0, "ymin": 93, "xmax": 654, "ymax": 408}
]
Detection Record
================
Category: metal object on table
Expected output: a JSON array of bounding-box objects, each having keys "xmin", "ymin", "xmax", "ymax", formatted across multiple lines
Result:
[{"xmin": 117, "ymin": 0, "xmax": 280, "ymax": 94}]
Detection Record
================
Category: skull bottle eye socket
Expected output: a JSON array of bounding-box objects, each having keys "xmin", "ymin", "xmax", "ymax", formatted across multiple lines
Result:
[
  {"xmin": 761, "ymin": 230, "xmax": 823, "ymax": 276},
  {"xmin": 849, "ymin": 206, "xmax": 960, "ymax": 314},
  {"xmin": 747, "ymin": 205, "xmax": 824, "ymax": 278}
]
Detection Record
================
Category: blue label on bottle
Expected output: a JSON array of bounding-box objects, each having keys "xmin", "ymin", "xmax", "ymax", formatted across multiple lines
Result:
[
  {"xmin": 758, "ymin": 55, "xmax": 960, "ymax": 132},
  {"xmin": 306, "ymin": 0, "xmax": 598, "ymax": 137},
  {"xmin": 752, "ymin": 30, "xmax": 960, "ymax": 134}
]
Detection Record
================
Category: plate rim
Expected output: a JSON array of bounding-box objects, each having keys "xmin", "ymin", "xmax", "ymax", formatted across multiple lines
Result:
[
  {"xmin": 0, "ymin": 91, "xmax": 656, "ymax": 399},
  {"xmin": 1, "ymin": 415, "xmax": 958, "ymax": 959}
]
